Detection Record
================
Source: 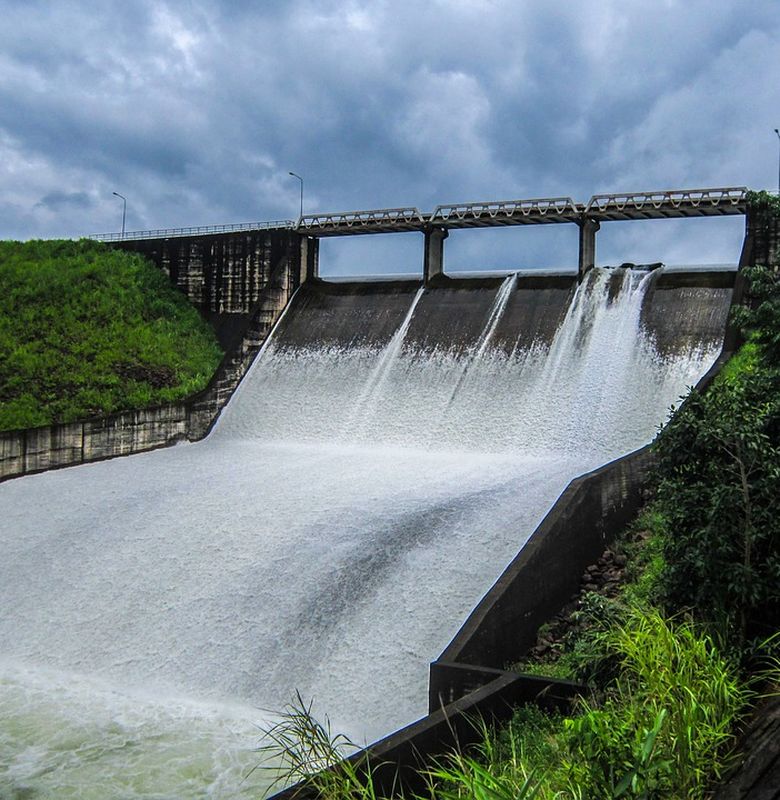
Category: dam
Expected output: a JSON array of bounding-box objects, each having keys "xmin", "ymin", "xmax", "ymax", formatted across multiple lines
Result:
[{"xmin": 0, "ymin": 258, "xmax": 735, "ymax": 796}]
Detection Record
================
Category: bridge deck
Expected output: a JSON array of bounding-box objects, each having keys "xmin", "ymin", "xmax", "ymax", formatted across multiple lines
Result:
[
  {"xmin": 296, "ymin": 207, "xmax": 427, "ymax": 236},
  {"xmin": 586, "ymin": 188, "xmax": 747, "ymax": 221},
  {"xmin": 429, "ymin": 198, "xmax": 582, "ymax": 228},
  {"xmin": 89, "ymin": 188, "xmax": 748, "ymax": 241},
  {"xmin": 90, "ymin": 219, "xmax": 294, "ymax": 243}
]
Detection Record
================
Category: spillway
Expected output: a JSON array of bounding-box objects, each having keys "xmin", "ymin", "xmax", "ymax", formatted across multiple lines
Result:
[{"xmin": 0, "ymin": 267, "xmax": 733, "ymax": 798}]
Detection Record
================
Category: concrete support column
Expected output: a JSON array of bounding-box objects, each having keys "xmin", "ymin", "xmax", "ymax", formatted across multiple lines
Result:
[
  {"xmin": 307, "ymin": 237, "xmax": 319, "ymax": 281},
  {"xmin": 577, "ymin": 218, "xmax": 600, "ymax": 281},
  {"xmin": 424, "ymin": 226, "xmax": 448, "ymax": 285},
  {"xmin": 299, "ymin": 235, "xmax": 319, "ymax": 283}
]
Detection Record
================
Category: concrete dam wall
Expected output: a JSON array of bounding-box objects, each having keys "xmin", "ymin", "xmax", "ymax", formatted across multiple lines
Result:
[
  {"xmin": 0, "ymin": 263, "xmax": 735, "ymax": 798},
  {"xmin": 277, "ymin": 270, "xmax": 732, "ymax": 356}
]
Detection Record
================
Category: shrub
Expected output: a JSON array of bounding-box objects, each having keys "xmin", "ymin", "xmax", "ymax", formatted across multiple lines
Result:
[
  {"xmin": 653, "ymin": 268, "xmax": 780, "ymax": 648},
  {"xmin": 564, "ymin": 607, "xmax": 749, "ymax": 799}
]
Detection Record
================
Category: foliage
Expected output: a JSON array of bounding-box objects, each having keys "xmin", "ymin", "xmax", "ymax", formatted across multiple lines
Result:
[
  {"xmin": 653, "ymin": 267, "xmax": 780, "ymax": 648},
  {"xmin": 564, "ymin": 607, "xmax": 749, "ymax": 799},
  {"xmin": 255, "ymin": 691, "xmax": 387, "ymax": 800},
  {"xmin": 0, "ymin": 239, "xmax": 222, "ymax": 430},
  {"xmin": 259, "ymin": 610, "xmax": 749, "ymax": 800},
  {"xmin": 619, "ymin": 508, "xmax": 668, "ymax": 608},
  {"xmin": 746, "ymin": 189, "xmax": 780, "ymax": 218},
  {"xmin": 732, "ymin": 266, "xmax": 780, "ymax": 366}
]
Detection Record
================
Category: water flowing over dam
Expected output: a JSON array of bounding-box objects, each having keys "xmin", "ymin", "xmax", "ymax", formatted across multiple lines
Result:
[{"xmin": 0, "ymin": 267, "xmax": 733, "ymax": 798}]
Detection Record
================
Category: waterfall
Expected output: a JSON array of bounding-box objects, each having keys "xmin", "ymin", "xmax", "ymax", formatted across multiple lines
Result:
[
  {"xmin": 344, "ymin": 286, "xmax": 425, "ymax": 435},
  {"xmin": 0, "ymin": 269, "xmax": 729, "ymax": 798}
]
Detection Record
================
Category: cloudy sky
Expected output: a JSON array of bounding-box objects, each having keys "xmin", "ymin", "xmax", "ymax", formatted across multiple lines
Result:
[{"xmin": 1, "ymin": 0, "xmax": 778, "ymax": 274}]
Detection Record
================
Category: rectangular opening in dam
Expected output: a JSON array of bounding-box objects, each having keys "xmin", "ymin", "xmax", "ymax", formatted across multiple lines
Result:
[
  {"xmin": 444, "ymin": 224, "xmax": 579, "ymax": 275},
  {"xmin": 597, "ymin": 215, "xmax": 746, "ymax": 268},
  {"xmin": 318, "ymin": 232, "xmax": 423, "ymax": 280}
]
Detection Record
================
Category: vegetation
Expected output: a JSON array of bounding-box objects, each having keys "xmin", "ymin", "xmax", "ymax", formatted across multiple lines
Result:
[
  {"xmin": 746, "ymin": 188, "xmax": 780, "ymax": 217},
  {"xmin": 655, "ymin": 266, "xmax": 780, "ymax": 650},
  {"xmin": 259, "ymin": 612, "xmax": 755, "ymax": 799},
  {"xmin": 256, "ymin": 691, "xmax": 380, "ymax": 800},
  {"xmin": 0, "ymin": 239, "xmax": 222, "ymax": 430}
]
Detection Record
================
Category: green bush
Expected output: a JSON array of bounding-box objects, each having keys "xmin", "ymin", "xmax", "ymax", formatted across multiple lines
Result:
[
  {"xmin": 564, "ymin": 607, "xmax": 748, "ymax": 799},
  {"xmin": 0, "ymin": 239, "xmax": 223, "ymax": 430},
  {"xmin": 654, "ymin": 268, "xmax": 780, "ymax": 648}
]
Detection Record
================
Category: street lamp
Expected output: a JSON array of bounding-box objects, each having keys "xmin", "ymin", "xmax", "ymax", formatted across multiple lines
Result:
[
  {"xmin": 774, "ymin": 129, "xmax": 780, "ymax": 195},
  {"xmin": 288, "ymin": 172, "xmax": 304, "ymax": 221},
  {"xmin": 112, "ymin": 191, "xmax": 127, "ymax": 239}
]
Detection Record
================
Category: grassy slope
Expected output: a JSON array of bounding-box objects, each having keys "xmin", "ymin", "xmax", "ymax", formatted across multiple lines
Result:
[{"xmin": 0, "ymin": 239, "xmax": 223, "ymax": 431}]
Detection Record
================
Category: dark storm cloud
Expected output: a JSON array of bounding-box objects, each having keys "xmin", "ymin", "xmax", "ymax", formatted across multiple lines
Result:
[
  {"xmin": 1, "ymin": 0, "xmax": 779, "ymax": 268},
  {"xmin": 35, "ymin": 190, "xmax": 92, "ymax": 211}
]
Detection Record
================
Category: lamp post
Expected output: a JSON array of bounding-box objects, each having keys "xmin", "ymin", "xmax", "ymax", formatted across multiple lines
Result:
[
  {"xmin": 112, "ymin": 192, "xmax": 127, "ymax": 239},
  {"xmin": 288, "ymin": 172, "xmax": 304, "ymax": 221},
  {"xmin": 775, "ymin": 129, "xmax": 780, "ymax": 195}
]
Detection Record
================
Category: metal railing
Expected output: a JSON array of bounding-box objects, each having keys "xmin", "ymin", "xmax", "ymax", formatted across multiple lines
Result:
[
  {"xmin": 297, "ymin": 207, "xmax": 426, "ymax": 233},
  {"xmin": 586, "ymin": 187, "xmax": 748, "ymax": 216},
  {"xmin": 89, "ymin": 219, "xmax": 295, "ymax": 243},
  {"xmin": 87, "ymin": 187, "xmax": 750, "ymax": 242},
  {"xmin": 430, "ymin": 197, "xmax": 580, "ymax": 225}
]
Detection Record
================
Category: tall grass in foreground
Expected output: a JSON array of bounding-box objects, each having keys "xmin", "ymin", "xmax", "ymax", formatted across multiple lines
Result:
[
  {"xmin": 255, "ymin": 691, "xmax": 385, "ymax": 800},
  {"xmin": 562, "ymin": 608, "xmax": 749, "ymax": 798},
  {"xmin": 257, "ymin": 608, "xmax": 751, "ymax": 799}
]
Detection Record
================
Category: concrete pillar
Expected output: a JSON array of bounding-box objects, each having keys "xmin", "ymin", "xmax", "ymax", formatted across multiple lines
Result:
[
  {"xmin": 298, "ymin": 235, "xmax": 309, "ymax": 285},
  {"xmin": 298, "ymin": 235, "xmax": 319, "ymax": 283},
  {"xmin": 307, "ymin": 237, "xmax": 319, "ymax": 281},
  {"xmin": 578, "ymin": 218, "xmax": 600, "ymax": 280},
  {"xmin": 424, "ymin": 226, "xmax": 448, "ymax": 285}
]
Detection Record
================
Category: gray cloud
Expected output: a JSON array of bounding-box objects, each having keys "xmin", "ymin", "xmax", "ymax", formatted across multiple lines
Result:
[
  {"xmin": 35, "ymin": 190, "xmax": 93, "ymax": 211},
  {"xmin": 0, "ymin": 0, "xmax": 778, "ymax": 270}
]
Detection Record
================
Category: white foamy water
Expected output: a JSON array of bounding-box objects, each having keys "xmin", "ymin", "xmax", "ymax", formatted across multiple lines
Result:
[{"xmin": 0, "ymin": 269, "xmax": 724, "ymax": 798}]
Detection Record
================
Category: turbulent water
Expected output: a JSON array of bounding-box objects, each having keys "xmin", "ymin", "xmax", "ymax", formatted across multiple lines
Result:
[{"xmin": 0, "ymin": 268, "xmax": 726, "ymax": 798}]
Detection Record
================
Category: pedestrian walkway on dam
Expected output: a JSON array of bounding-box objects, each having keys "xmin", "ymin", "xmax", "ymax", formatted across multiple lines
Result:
[{"xmin": 90, "ymin": 186, "xmax": 748, "ymax": 241}]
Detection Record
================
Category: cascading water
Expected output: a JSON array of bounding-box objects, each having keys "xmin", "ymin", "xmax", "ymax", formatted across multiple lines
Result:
[{"xmin": 0, "ymin": 268, "xmax": 729, "ymax": 798}]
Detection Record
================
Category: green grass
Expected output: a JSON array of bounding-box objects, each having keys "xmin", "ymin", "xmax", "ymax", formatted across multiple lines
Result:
[
  {"xmin": 563, "ymin": 607, "xmax": 749, "ymax": 799},
  {"xmin": 258, "ymin": 612, "xmax": 753, "ymax": 799},
  {"xmin": 0, "ymin": 239, "xmax": 223, "ymax": 430}
]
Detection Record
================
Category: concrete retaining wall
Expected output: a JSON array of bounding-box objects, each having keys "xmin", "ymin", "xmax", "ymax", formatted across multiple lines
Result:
[
  {"xmin": 114, "ymin": 228, "xmax": 304, "ymax": 348},
  {"xmin": 747, "ymin": 196, "xmax": 780, "ymax": 268}
]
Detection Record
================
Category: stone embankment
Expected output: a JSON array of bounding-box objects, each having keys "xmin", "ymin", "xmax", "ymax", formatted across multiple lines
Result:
[{"xmin": 525, "ymin": 542, "xmax": 632, "ymax": 664}]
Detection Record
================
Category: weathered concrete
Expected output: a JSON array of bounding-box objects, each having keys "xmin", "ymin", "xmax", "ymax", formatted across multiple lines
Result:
[
  {"xmin": 433, "ymin": 445, "xmax": 655, "ymax": 676},
  {"xmin": 278, "ymin": 275, "xmax": 577, "ymax": 357},
  {"xmin": 641, "ymin": 270, "xmax": 736, "ymax": 357},
  {"xmin": 115, "ymin": 228, "xmax": 304, "ymax": 348},
  {"xmin": 577, "ymin": 217, "xmax": 599, "ymax": 279},
  {"xmin": 747, "ymin": 196, "xmax": 780, "ymax": 268},
  {"xmin": 423, "ymin": 226, "xmax": 448, "ymax": 285},
  {"xmin": 713, "ymin": 695, "xmax": 780, "ymax": 800}
]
